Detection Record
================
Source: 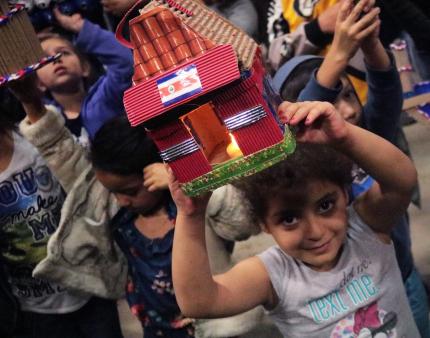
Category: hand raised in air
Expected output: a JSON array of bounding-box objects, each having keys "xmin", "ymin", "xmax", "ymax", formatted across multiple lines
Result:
[
  {"xmin": 166, "ymin": 165, "xmax": 211, "ymax": 218},
  {"xmin": 279, "ymin": 101, "xmax": 349, "ymax": 145}
]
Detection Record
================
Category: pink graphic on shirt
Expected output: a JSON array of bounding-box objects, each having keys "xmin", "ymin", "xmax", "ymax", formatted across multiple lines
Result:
[
  {"xmin": 331, "ymin": 302, "xmax": 398, "ymax": 338},
  {"xmin": 354, "ymin": 302, "xmax": 382, "ymax": 333}
]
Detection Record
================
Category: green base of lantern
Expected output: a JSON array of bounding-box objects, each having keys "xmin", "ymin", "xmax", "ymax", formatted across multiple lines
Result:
[{"xmin": 181, "ymin": 129, "xmax": 296, "ymax": 196}]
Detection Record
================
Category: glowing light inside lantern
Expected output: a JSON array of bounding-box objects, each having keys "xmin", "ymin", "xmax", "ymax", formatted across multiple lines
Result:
[{"xmin": 226, "ymin": 133, "xmax": 243, "ymax": 158}]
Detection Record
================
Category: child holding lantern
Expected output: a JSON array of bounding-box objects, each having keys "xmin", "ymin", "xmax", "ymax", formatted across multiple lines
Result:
[
  {"xmin": 0, "ymin": 87, "xmax": 124, "ymax": 338},
  {"xmin": 0, "ymin": 2, "xmax": 123, "ymax": 336},
  {"xmin": 168, "ymin": 99, "xmax": 420, "ymax": 337}
]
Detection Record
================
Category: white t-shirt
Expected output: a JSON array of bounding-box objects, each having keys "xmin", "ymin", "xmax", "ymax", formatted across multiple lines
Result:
[
  {"xmin": 258, "ymin": 206, "xmax": 419, "ymax": 337},
  {"xmin": 0, "ymin": 131, "xmax": 88, "ymax": 314}
]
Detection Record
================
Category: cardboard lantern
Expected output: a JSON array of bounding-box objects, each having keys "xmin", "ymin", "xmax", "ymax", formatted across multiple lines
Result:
[
  {"xmin": 117, "ymin": 0, "xmax": 296, "ymax": 196},
  {"xmin": 0, "ymin": 0, "xmax": 60, "ymax": 86}
]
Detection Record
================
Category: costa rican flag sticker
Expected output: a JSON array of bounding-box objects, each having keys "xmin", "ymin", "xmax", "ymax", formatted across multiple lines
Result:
[{"xmin": 157, "ymin": 65, "xmax": 203, "ymax": 107}]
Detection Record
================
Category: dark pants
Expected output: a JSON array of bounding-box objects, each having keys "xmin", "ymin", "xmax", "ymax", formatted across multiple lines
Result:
[{"xmin": 14, "ymin": 297, "xmax": 123, "ymax": 338}]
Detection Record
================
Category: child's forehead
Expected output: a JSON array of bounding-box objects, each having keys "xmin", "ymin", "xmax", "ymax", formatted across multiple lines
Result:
[
  {"xmin": 41, "ymin": 37, "xmax": 74, "ymax": 51},
  {"xmin": 269, "ymin": 184, "xmax": 309, "ymax": 208},
  {"xmin": 95, "ymin": 169, "xmax": 142, "ymax": 190},
  {"xmin": 270, "ymin": 180, "xmax": 341, "ymax": 207}
]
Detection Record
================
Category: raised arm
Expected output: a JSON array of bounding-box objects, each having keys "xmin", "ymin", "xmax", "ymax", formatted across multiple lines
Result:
[
  {"xmin": 267, "ymin": 2, "xmax": 342, "ymax": 71},
  {"xmin": 298, "ymin": 0, "xmax": 380, "ymax": 102},
  {"xmin": 73, "ymin": 18, "xmax": 133, "ymax": 84},
  {"xmin": 314, "ymin": 0, "xmax": 379, "ymax": 89},
  {"xmin": 360, "ymin": 40, "xmax": 402, "ymax": 144},
  {"xmin": 298, "ymin": 0, "xmax": 402, "ymax": 144},
  {"xmin": 10, "ymin": 76, "xmax": 91, "ymax": 193},
  {"xmin": 53, "ymin": 8, "xmax": 134, "ymax": 139},
  {"xmin": 338, "ymin": 123, "xmax": 415, "ymax": 235},
  {"xmin": 279, "ymin": 101, "xmax": 417, "ymax": 240},
  {"xmin": 169, "ymin": 170, "xmax": 273, "ymax": 318}
]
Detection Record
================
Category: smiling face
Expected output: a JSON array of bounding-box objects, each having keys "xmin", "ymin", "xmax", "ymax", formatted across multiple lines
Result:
[
  {"xmin": 95, "ymin": 169, "xmax": 165, "ymax": 216},
  {"xmin": 263, "ymin": 180, "xmax": 349, "ymax": 271},
  {"xmin": 37, "ymin": 37, "xmax": 89, "ymax": 93}
]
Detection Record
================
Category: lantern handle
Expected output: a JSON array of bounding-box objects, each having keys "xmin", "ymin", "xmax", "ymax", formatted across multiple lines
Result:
[
  {"xmin": 115, "ymin": 0, "xmax": 194, "ymax": 49},
  {"xmin": 162, "ymin": 0, "xmax": 194, "ymax": 16},
  {"xmin": 115, "ymin": 0, "xmax": 146, "ymax": 49}
]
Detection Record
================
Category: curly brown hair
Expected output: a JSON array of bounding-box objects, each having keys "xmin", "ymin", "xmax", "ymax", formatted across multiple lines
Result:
[{"xmin": 234, "ymin": 142, "xmax": 353, "ymax": 222}]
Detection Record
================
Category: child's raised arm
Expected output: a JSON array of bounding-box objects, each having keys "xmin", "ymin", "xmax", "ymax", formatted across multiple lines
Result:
[
  {"xmin": 279, "ymin": 101, "xmax": 417, "ymax": 240},
  {"xmin": 53, "ymin": 8, "xmax": 134, "ymax": 139},
  {"xmin": 359, "ymin": 8, "xmax": 390, "ymax": 71},
  {"xmin": 316, "ymin": 0, "xmax": 380, "ymax": 88},
  {"xmin": 168, "ymin": 169, "xmax": 274, "ymax": 318},
  {"xmin": 358, "ymin": 8, "xmax": 401, "ymax": 144},
  {"xmin": 9, "ymin": 75, "xmax": 91, "ymax": 194},
  {"xmin": 8, "ymin": 74, "xmax": 47, "ymax": 124}
]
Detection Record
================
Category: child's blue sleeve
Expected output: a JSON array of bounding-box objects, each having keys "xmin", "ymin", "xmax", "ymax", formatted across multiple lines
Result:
[
  {"xmin": 297, "ymin": 70, "xmax": 342, "ymax": 102},
  {"xmin": 361, "ymin": 53, "xmax": 403, "ymax": 144},
  {"xmin": 76, "ymin": 20, "xmax": 134, "ymax": 139}
]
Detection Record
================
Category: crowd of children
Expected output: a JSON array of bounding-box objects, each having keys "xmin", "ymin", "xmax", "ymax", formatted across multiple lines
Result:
[{"xmin": 1, "ymin": 0, "xmax": 430, "ymax": 337}]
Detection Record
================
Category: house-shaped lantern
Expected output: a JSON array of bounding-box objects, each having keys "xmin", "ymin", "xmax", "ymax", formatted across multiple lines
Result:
[
  {"xmin": 117, "ymin": 0, "xmax": 296, "ymax": 196},
  {"xmin": 0, "ymin": 0, "xmax": 60, "ymax": 86}
]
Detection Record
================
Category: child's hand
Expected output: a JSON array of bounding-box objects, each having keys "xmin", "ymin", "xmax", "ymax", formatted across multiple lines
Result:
[
  {"xmin": 167, "ymin": 165, "xmax": 211, "ymax": 217},
  {"xmin": 8, "ymin": 74, "xmax": 47, "ymax": 123},
  {"xmin": 358, "ymin": 2, "xmax": 389, "ymax": 70},
  {"xmin": 279, "ymin": 101, "xmax": 348, "ymax": 144},
  {"xmin": 330, "ymin": 0, "xmax": 380, "ymax": 61},
  {"xmin": 360, "ymin": 13, "xmax": 380, "ymax": 50},
  {"xmin": 8, "ymin": 73, "xmax": 42, "ymax": 104},
  {"xmin": 143, "ymin": 163, "xmax": 169, "ymax": 192},
  {"xmin": 53, "ymin": 7, "xmax": 84, "ymax": 33}
]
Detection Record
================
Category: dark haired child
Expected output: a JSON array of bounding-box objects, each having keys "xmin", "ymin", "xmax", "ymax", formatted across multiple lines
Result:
[
  {"xmin": 92, "ymin": 117, "xmax": 265, "ymax": 338},
  {"xmin": 0, "ymin": 90, "xmax": 123, "ymax": 337},
  {"xmin": 91, "ymin": 117, "xmax": 197, "ymax": 338},
  {"xmin": 36, "ymin": 8, "xmax": 133, "ymax": 145},
  {"xmin": 272, "ymin": 1, "xmax": 429, "ymax": 335},
  {"xmin": 169, "ymin": 100, "xmax": 420, "ymax": 337}
]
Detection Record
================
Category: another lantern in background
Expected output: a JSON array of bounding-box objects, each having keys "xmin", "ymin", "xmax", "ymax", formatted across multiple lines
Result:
[{"xmin": 0, "ymin": 0, "xmax": 60, "ymax": 87}]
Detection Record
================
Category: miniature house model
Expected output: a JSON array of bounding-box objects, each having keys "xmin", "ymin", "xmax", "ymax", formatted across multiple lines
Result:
[
  {"xmin": 0, "ymin": 0, "xmax": 59, "ymax": 86},
  {"xmin": 118, "ymin": 0, "xmax": 295, "ymax": 196}
]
